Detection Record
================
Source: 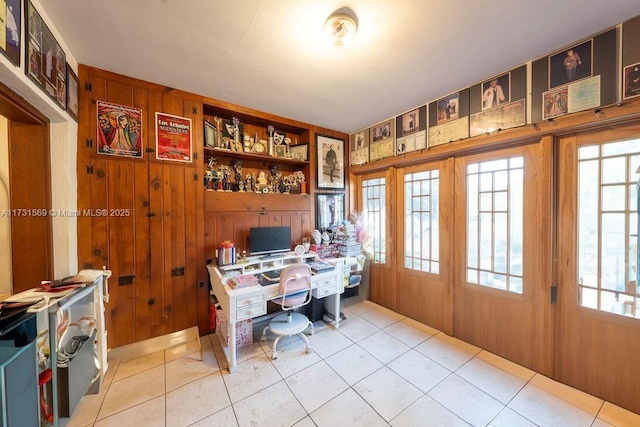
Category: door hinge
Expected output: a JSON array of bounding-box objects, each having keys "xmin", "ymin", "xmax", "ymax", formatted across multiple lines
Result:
[
  {"xmin": 86, "ymin": 138, "xmax": 93, "ymax": 147},
  {"xmin": 171, "ymin": 267, "xmax": 185, "ymax": 277},
  {"xmin": 193, "ymin": 152, "xmax": 198, "ymax": 160},
  {"xmin": 85, "ymin": 82, "xmax": 93, "ymax": 92},
  {"xmin": 192, "ymin": 106, "xmax": 197, "ymax": 114},
  {"xmin": 550, "ymin": 285, "xmax": 557, "ymax": 304},
  {"xmin": 193, "ymin": 173, "xmax": 198, "ymax": 181},
  {"xmin": 146, "ymin": 147, "xmax": 155, "ymax": 153},
  {"xmin": 147, "ymin": 212, "xmax": 156, "ymax": 218},
  {"xmin": 86, "ymin": 165, "xmax": 93, "ymax": 174}
]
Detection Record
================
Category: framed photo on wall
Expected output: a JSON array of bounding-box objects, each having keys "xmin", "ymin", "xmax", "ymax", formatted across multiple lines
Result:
[
  {"xmin": 25, "ymin": 0, "xmax": 66, "ymax": 109},
  {"xmin": 549, "ymin": 40, "xmax": 593, "ymax": 89},
  {"xmin": 316, "ymin": 134, "xmax": 345, "ymax": 190},
  {"xmin": 1, "ymin": 0, "xmax": 21, "ymax": 66},
  {"xmin": 66, "ymin": 64, "xmax": 79, "ymax": 121},
  {"xmin": 315, "ymin": 193, "xmax": 345, "ymax": 231}
]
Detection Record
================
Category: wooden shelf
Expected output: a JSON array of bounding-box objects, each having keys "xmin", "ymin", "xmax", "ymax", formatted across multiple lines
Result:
[{"xmin": 204, "ymin": 147, "xmax": 309, "ymax": 167}]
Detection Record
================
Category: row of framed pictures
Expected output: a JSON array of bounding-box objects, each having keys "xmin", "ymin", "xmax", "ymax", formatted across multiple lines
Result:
[
  {"xmin": 350, "ymin": 20, "xmax": 640, "ymax": 166},
  {"xmin": 1, "ymin": 1, "xmax": 79, "ymax": 120}
]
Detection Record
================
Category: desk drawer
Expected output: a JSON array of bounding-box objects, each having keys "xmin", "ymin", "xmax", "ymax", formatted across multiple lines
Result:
[
  {"xmin": 313, "ymin": 284, "xmax": 337, "ymax": 299},
  {"xmin": 313, "ymin": 277, "xmax": 335, "ymax": 288},
  {"xmin": 236, "ymin": 294, "xmax": 266, "ymax": 308},
  {"xmin": 236, "ymin": 303, "xmax": 266, "ymax": 320}
]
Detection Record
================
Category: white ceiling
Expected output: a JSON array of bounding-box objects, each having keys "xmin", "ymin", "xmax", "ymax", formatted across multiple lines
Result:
[{"xmin": 41, "ymin": 0, "xmax": 640, "ymax": 134}]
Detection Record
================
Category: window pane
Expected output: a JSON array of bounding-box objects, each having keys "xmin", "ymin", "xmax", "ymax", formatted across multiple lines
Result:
[
  {"xmin": 403, "ymin": 168, "xmax": 439, "ymax": 274},
  {"xmin": 363, "ymin": 177, "xmax": 386, "ymax": 264},
  {"xmin": 467, "ymin": 157, "xmax": 523, "ymax": 294},
  {"xmin": 577, "ymin": 138, "xmax": 640, "ymax": 318}
]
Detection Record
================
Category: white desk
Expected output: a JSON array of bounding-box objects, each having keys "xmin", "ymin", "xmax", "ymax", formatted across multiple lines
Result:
[{"xmin": 207, "ymin": 252, "xmax": 344, "ymax": 372}]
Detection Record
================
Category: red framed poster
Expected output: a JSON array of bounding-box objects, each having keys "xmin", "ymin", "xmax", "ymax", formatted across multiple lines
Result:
[{"xmin": 155, "ymin": 112, "xmax": 193, "ymax": 162}]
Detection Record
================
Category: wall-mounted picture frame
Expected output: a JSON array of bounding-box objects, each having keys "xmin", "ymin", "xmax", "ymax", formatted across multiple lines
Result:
[
  {"xmin": 481, "ymin": 73, "xmax": 510, "ymax": 110},
  {"xmin": 97, "ymin": 100, "xmax": 143, "ymax": 158},
  {"xmin": 25, "ymin": 0, "xmax": 66, "ymax": 109},
  {"xmin": 316, "ymin": 134, "xmax": 345, "ymax": 190},
  {"xmin": 549, "ymin": 39, "xmax": 593, "ymax": 89},
  {"xmin": 1, "ymin": 0, "xmax": 21, "ymax": 66},
  {"xmin": 66, "ymin": 64, "xmax": 79, "ymax": 121},
  {"xmin": 155, "ymin": 112, "xmax": 193, "ymax": 162},
  {"xmin": 315, "ymin": 193, "xmax": 345, "ymax": 231},
  {"xmin": 623, "ymin": 62, "xmax": 640, "ymax": 100},
  {"xmin": 436, "ymin": 93, "xmax": 459, "ymax": 124},
  {"xmin": 289, "ymin": 143, "xmax": 309, "ymax": 161}
]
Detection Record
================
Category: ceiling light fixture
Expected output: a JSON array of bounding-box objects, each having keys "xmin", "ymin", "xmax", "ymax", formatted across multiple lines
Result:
[{"xmin": 324, "ymin": 8, "xmax": 358, "ymax": 47}]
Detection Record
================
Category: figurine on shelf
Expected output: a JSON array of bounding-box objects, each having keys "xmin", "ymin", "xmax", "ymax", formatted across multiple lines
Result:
[
  {"xmin": 244, "ymin": 173, "xmax": 255, "ymax": 193},
  {"xmin": 231, "ymin": 159, "xmax": 243, "ymax": 191},
  {"xmin": 267, "ymin": 125, "xmax": 275, "ymax": 156},
  {"xmin": 232, "ymin": 117, "xmax": 240, "ymax": 147},
  {"xmin": 218, "ymin": 165, "xmax": 232, "ymax": 191},
  {"xmin": 257, "ymin": 171, "xmax": 268, "ymax": 192},
  {"xmin": 213, "ymin": 116, "xmax": 223, "ymax": 149}
]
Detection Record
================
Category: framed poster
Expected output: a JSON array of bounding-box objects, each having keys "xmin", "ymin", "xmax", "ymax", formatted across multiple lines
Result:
[
  {"xmin": 549, "ymin": 40, "xmax": 593, "ymax": 89},
  {"xmin": 350, "ymin": 128, "xmax": 369, "ymax": 165},
  {"xmin": 481, "ymin": 73, "xmax": 510, "ymax": 110},
  {"xmin": 97, "ymin": 101, "xmax": 143, "ymax": 158},
  {"xmin": 369, "ymin": 118, "xmax": 395, "ymax": 161},
  {"xmin": 1, "ymin": 0, "xmax": 21, "ymax": 66},
  {"xmin": 66, "ymin": 64, "xmax": 79, "ymax": 121},
  {"xmin": 436, "ymin": 93, "xmax": 459, "ymax": 124},
  {"xmin": 623, "ymin": 62, "xmax": 640, "ymax": 100},
  {"xmin": 155, "ymin": 112, "xmax": 193, "ymax": 162},
  {"xmin": 316, "ymin": 134, "xmax": 345, "ymax": 190},
  {"xmin": 25, "ymin": 0, "xmax": 66, "ymax": 109}
]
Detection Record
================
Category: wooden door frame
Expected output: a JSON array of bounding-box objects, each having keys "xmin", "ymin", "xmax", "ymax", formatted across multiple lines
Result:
[{"xmin": 0, "ymin": 81, "xmax": 53, "ymax": 292}]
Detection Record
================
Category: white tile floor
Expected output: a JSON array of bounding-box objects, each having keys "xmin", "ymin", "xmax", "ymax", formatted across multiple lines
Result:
[{"xmin": 67, "ymin": 300, "xmax": 640, "ymax": 427}]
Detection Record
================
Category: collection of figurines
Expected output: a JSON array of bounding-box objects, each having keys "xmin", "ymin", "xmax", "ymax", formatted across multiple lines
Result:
[
  {"xmin": 204, "ymin": 158, "xmax": 306, "ymax": 194},
  {"xmin": 207, "ymin": 117, "xmax": 294, "ymax": 158}
]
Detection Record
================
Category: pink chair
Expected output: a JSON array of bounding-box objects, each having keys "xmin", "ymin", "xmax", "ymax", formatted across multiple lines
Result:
[{"xmin": 261, "ymin": 264, "xmax": 314, "ymax": 359}]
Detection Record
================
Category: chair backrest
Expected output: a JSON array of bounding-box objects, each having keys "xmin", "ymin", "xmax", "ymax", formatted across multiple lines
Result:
[{"xmin": 277, "ymin": 264, "xmax": 312, "ymax": 311}]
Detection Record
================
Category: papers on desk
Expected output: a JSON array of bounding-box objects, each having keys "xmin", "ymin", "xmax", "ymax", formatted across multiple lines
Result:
[{"xmin": 226, "ymin": 274, "xmax": 259, "ymax": 289}]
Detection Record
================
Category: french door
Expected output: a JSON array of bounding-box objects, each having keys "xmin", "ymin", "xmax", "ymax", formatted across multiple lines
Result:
[
  {"xmin": 556, "ymin": 122, "xmax": 640, "ymax": 414},
  {"xmin": 452, "ymin": 139, "xmax": 555, "ymax": 374}
]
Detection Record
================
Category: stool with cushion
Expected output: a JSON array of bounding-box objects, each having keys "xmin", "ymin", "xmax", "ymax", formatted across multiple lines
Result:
[{"xmin": 261, "ymin": 263, "xmax": 314, "ymax": 359}]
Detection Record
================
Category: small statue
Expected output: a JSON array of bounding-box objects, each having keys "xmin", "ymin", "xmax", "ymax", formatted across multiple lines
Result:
[
  {"xmin": 257, "ymin": 171, "xmax": 268, "ymax": 192},
  {"xmin": 231, "ymin": 159, "xmax": 243, "ymax": 189}
]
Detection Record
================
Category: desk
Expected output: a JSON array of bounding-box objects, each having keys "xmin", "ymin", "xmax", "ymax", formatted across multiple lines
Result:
[{"xmin": 207, "ymin": 252, "xmax": 344, "ymax": 372}]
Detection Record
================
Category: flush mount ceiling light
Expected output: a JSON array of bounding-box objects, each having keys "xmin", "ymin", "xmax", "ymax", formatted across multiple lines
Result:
[{"xmin": 324, "ymin": 8, "xmax": 358, "ymax": 47}]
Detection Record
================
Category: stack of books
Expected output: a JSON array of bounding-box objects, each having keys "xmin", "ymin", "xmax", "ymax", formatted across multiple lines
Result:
[
  {"xmin": 336, "ymin": 240, "xmax": 362, "ymax": 257},
  {"xmin": 226, "ymin": 274, "xmax": 259, "ymax": 289},
  {"xmin": 306, "ymin": 261, "xmax": 335, "ymax": 274}
]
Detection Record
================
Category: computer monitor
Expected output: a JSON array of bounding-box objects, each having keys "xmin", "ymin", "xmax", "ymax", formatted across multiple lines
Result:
[{"xmin": 249, "ymin": 226, "xmax": 291, "ymax": 256}]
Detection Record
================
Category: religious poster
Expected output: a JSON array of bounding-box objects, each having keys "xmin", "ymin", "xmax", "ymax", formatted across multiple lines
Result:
[
  {"xmin": 97, "ymin": 101, "xmax": 143, "ymax": 158},
  {"xmin": 155, "ymin": 112, "xmax": 193, "ymax": 162}
]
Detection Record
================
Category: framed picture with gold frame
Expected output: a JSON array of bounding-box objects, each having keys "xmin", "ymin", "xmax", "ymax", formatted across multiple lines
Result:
[
  {"xmin": 289, "ymin": 143, "xmax": 309, "ymax": 161},
  {"xmin": 274, "ymin": 144, "xmax": 288, "ymax": 158}
]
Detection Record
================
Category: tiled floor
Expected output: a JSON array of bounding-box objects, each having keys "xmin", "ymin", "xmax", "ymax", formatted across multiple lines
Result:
[{"xmin": 67, "ymin": 300, "xmax": 640, "ymax": 427}]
